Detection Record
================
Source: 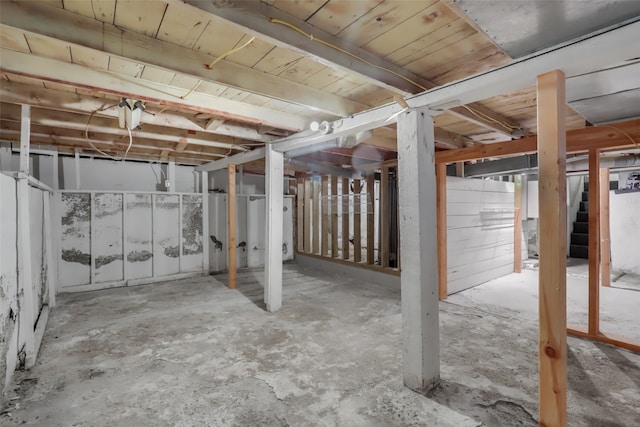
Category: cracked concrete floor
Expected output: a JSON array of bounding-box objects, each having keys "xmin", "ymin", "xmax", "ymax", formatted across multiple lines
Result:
[{"xmin": 2, "ymin": 263, "xmax": 640, "ymax": 426}]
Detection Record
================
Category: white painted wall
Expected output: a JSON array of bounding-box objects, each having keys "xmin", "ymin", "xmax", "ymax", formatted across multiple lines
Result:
[
  {"xmin": 447, "ymin": 177, "xmax": 516, "ymax": 294},
  {"xmin": 209, "ymin": 169, "xmax": 265, "ymax": 195},
  {"xmin": 610, "ymin": 190, "xmax": 640, "ymax": 274}
]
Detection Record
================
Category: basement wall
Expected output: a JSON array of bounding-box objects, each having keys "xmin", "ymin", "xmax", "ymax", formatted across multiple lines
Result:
[{"xmin": 610, "ymin": 190, "xmax": 640, "ymax": 275}]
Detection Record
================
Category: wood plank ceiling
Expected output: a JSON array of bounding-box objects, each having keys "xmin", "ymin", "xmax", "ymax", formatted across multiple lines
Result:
[{"xmin": 0, "ymin": 0, "xmax": 590, "ymax": 170}]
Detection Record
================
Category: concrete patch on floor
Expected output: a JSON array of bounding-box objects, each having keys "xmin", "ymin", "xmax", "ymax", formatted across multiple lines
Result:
[{"xmin": 1, "ymin": 265, "xmax": 639, "ymax": 426}]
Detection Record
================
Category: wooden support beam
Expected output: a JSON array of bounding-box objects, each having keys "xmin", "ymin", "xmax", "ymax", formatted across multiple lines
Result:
[
  {"xmin": 514, "ymin": 175, "xmax": 523, "ymax": 273},
  {"xmin": 312, "ymin": 179, "xmax": 321, "ymax": 255},
  {"xmin": 265, "ymin": 145, "xmax": 284, "ymax": 312},
  {"xmin": 303, "ymin": 178, "xmax": 311, "ymax": 253},
  {"xmin": 447, "ymin": 103, "xmax": 524, "ymax": 138},
  {"xmin": 321, "ymin": 175, "xmax": 330, "ymax": 256},
  {"xmin": 366, "ymin": 173, "xmax": 375, "ymax": 265},
  {"xmin": 331, "ymin": 176, "xmax": 339, "ymax": 258},
  {"xmin": 380, "ymin": 168, "xmax": 390, "ymax": 267},
  {"xmin": 296, "ymin": 179, "xmax": 304, "ymax": 252},
  {"xmin": 227, "ymin": 164, "xmax": 237, "ymax": 289},
  {"xmin": 455, "ymin": 162, "xmax": 464, "ymax": 177},
  {"xmin": 397, "ymin": 108, "xmax": 440, "ymax": 391},
  {"xmin": 588, "ymin": 148, "xmax": 601, "ymax": 335},
  {"xmin": 537, "ymin": 70, "xmax": 567, "ymax": 427},
  {"xmin": 567, "ymin": 326, "xmax": 640, "ymax": 354},
  {"xmin": 436, "ymin": 162, "xmax": 448, "ymax": 300},
  {"xmin": 599, "ymin": 168, "xmax": 611, "ymax": 287},
  {"xmin": 435, "ymin": 118, "xmax": 640, "ymax": 165},
  {"xmin": 342, "ymin": 178, "xmax": 350, "ymax": 260},
  {"xmin": 353, "ymin": 179, "xmax": 362, "ymax": 263}
]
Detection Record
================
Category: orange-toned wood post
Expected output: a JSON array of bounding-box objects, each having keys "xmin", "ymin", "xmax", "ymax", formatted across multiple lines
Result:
[
  {"xmin": 514, "ymin": 174, "xmax": 523, "ymax": 273},
  {"xmin": 342, "ymin": 178, "xmax": 350, "ymax": 260},
  {"xmin": 366, "ymin": 173, "xmax": 375, "ymax": 264},
  {"xmin": 588, "ymin": 148, "xmax": 601, "ymax": 335},
  {"xmin": 296, "ymin": 179, "xmax": 304, "ymax": 252},
  {"xmin": 537, "ymin": 70, "xmax": 567, "ymax": 427},
  {"xmin": 331, "ymin": 176, "xmax": 339, "ymax": 257},
  {"xmin": 321, "ymin": 175, "xmax": 330, "ymax": 256},
  {"xmin": 436, "ymin": 162, "xmax": 448, "ymax": 300},
  {"xmin": 380, "ymin": 167, "xmax": 390, "ymax": 267},
  {"xmin": 353, "ymin": 179, "xmax": 362, "ymax": 262},
  {"xmin": 227, "ymin": 164, "xmax": 237, "ymax": 289},
  {"xmin": 600, "ymin": 168, "xmax": 611, "ymax": 287},
  {"xmin": 303, "ymin": 178, "xmax": 311, "ymax": 253}
]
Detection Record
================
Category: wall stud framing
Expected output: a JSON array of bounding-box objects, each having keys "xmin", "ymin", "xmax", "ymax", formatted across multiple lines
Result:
[
  {"xmin": 514, "ymin": 174, "xmax": 523, "ymax": 273},
  {"xmin": 342, "ymin": 178, "xmax": 350, "ymax": 260},
  {"xmin": 227, "ymin": 164, "xmax": 237, "ymax": 289},
  {"xmin": 321, "ymin": 175, "xmax": 330, "ymax": 256},
  {"xmin": 588, "ymin": 148, "xmax": 600, "ymax": 335},
  {"xmin": 599, "ymin": 168, "xmax": 611, "ymax": 287},
  {"xmin": 331, "ymin": 176, "xmax": 339, "ymax": 258},
  {"xmin": 380, "ymin": 168, "xmax": 390, "ymax": 267},
  {"xmin": 436, "ymin": 162, "xmax": 448, "ymax": 299},
  {"xmin": 353, "ymin": 179, "xmax": 362, "ymax": 263},
  {"xmin": 303, "ymin": 178, "xmax": 311, "ymax": 253},
  {"xmin": 366, "ymin": 173, "xmax": 375, "ymax": 264},
  {"xmin": 313, "ymin": 178, "xmax": 320, "ymax": 255},
  {"xmin": 297, "ymin": 178, "xmax": 304, "ymax": 252}
]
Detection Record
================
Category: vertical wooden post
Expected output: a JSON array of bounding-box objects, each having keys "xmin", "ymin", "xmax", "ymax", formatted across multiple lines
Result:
[
  {"xmin": 366, "ymin": 173, "xmax": 375, "ymax": 264},
  {"xmin": 380, "ymin": 167, "xmax": 390, "ymax": 267},
  {"xmin": 397, "ymin": 108, "xmax": 440, "ymax": 391},
  {"xmin": 321, "ymin": 175, "xmax": 330, "ymax": 256},
  {"xmin": 312, "ymin": 178, "xmax": 320, "ymax": 254},
  {"xmin": 600, "ymin": 168, "xmax": 611, "ymax": 287},
  {"xmin": 342, "ymin": 178, "xmax": 350, "ymax": 260},
  {"xmin": 296, "ymin": 179, "xmax": 304, "ymax": 252},
  {"xmin": 514, "ymin": 174, "xmax": 523, "ymax": 273},
  {"xmin": 353, "ymin": 179, "xmax": 362, "ymax": 263},
  {"xmin": 265, "ymin": 145, "xmax": 284, "ymax": 312},
  {"xmin": 455, "ymin": 162, "xmax": 464, "ymax": 177},
  {"xmin": 202, "ymin": 171, "xmax": 209, "ymax": 272},
  {"xmin": 436, "ymin": 162, "xmax": 448, "ymax": 300},
  {"xmin": 588, "ymin": 148, "xmax": 600, "ymax": 335},
  {"xmin": 227, "ymin": 164, "xmax": 237, "ymax": 289},
  {"xmin": 331, "ymin": 176, "xmax": 339, "ymax": 257},
  {"xmin": 537, "ymin": 70, "xmax": 567, "ymax": 427},
  {"xmin": 303, "ymin": 178, "xmax": 311, "ymax": 253}
]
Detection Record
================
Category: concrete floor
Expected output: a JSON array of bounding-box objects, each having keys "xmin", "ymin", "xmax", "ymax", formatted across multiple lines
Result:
[{"xmin": 2, "ymin": 262, "xmax": 640, "ymax": 426}]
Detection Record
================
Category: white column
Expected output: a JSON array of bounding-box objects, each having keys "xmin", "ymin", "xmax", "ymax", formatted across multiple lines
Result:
[
  {"xmin": 0, "ymin": 142, "xmax": 12, "ymax": 171},
  {"xmin": 397, "ymin": 108, "xmax": 440, "ymax": 391},
  {"xmin": 168, "ymin": 161, "xmax": 176, "ymax": 192},
  {"xmin": 264, "ymin": 144, "xmax": 284, "ymax": 312},
  {"xmin": 201, "ymin": 171, "xmax": 210, "ymax": 272},
  {"xmin": 74, "ymin": 149, "xmax": 81, "ymax": 190},
  {"xmin": 17, "ymin": 105, "xmax": 36, "ymax": 367}
]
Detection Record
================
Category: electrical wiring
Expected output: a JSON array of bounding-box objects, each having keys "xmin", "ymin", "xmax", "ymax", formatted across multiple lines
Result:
[
  {"xmin": 181, "ymin": 36, "xmax": 256, "ymax": 100},
  {"xmin": 84, "ymin": 105, "xmax": 135, "ymax": 161},
  {"xmin": 269, "ymin": 18, "xmax": 522, "ymax": 135},
  {"xmin": 123, "ymin": 125, "xmax": 133, "ymax": 160}
]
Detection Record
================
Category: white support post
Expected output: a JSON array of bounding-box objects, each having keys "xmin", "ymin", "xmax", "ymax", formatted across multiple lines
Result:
[
  {"xmin": 202, "ymin": 171, "xmax": 210, "ymax": 272},
  {"xmin": 168, "ymin": 161, "xmax": 176, "ymax": 192},
  {"xmin": 43, "ymin": 193, "xmax": 56, "ymax": 308},
  {"xmin": 74, "ymin": 150, "xmax": 81, "ymax": 190},
  {"xmin": 17, "ymin": 104, "xmax": 36, "ymax": 367},
  {"xmin": 264, "ymin": 144, "xmax": 284, "ymax": 312},
  {"xmin": 0, "ymin": 142, "xmax": 12, "ymax": 171},
  {"xmin": 238, "ymin": 165, "xmax": 244, "ymax": 195},
  {"xmin": 397, "ymin": 109, "xmax": 440, "ymax": 392}
]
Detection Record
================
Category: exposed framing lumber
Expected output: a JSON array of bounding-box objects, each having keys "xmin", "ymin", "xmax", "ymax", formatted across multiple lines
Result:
[
  {"xmin": 0, "ymin": 81, "xmax": 275, "ymax": 143},
  {"xmin": 1, "ymin": 49, "xmax": 307, "ymax": 131},
  {"xmin": 514, "ymin": 175, "xmax": 523, "ymax": 274},
  {"xmin": 296, "ymin": 179, "xmax": 304, "ymax": 252},
  {"xmin": 435, "ymin": 118, "xmax": 640, "ymax": 165},
  {"xmin": 380, "ymin": 168, "xmax": 390, "ymax": 268},
  {"xmin": 303, "ymin": 178, "xmax": 312, "ymax": 253},
  {"xmin": 331, "ymin": 176, "xmax": 339, "ymax": 258},
  {"xmin": 321, "ymin": 175, "xmax": 330, "ymax": 256},
  {"xmin": 312, "ymin": 179, "xmax": 321, "ymax": 255},
  {"xmin": 537, "ymin": 70, "xmax": 567, "ymax": 427},
  {"xmin": 265, "ymin": 144, "xmax": 284, "ymax": 312},
  {"xmin": 366, "ymin": 173, "xmax": 375, "ymax": 265},
  {"xmin": 1, "ymin": 1, "xmax": 364, "ymax": 117},
  {"xmin": 568, "ymin": 326, "xmax": 640, "ymax": 354},
  {"xmin": 353, "ymin": 179, "xmax": 362, "ymax": 263},
  {"xmin": 342, "ymin": 178, "xmax": 350, "ymax": 260},
  {"xmin": 436, "ymin": 162, "xmax": 448, "ymax": 300},
  {"xmin": 197, "ymin": 147, "xmax": 266, "ymax": 172},
  {"xmin": 588, "ymin": 149, "xmax": 601, "ymax": 335},
  {"xmin": 227, "ymin": 164, "xmax": 237, "ymax": 289},
  {"xmin": 599, "ymin": 168, "xmax": 611, "ymax": 287}
]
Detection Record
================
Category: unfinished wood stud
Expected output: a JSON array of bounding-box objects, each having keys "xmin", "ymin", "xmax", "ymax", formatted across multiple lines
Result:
[{"xmin": 227, "ymin": 164, "xmax": 237, "ymax": 289}]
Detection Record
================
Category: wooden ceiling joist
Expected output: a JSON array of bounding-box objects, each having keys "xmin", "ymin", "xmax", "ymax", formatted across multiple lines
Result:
[
  {"xmin": 0, "ymin": 1, "xmax": 365, "ymax": 117},
  {"xmin": 0, "ymin": 81, "xmax": 276, "ymax": 143},
  {"xmin": 0, "ymin": 49, "xmax": 308, "ymax": 131}
]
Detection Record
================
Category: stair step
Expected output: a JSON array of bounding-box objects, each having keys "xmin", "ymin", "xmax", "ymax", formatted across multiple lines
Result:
[
  {"xmin": 584, "ymin": 181, "xmax": 589, "ymax": 191},
  {"xmin": 576, "ymin": 211, "xmax": 589, "ymax": 222},
  {"xmin": 580, "ymin": 201, "xmax": 588, "ymax": 212},
  {"xmin": 582, "ymin": 192, "xmax": 589, "ymax": 201},
  {"xmin": 570, "ymin": 244, "xmax": 589, "ymax": 259},
  {"xmin": 573, "ymin": 222, "xmax": 588, "ymax": 233},
  {"xmin": 571, "ymin": 233, "xmax": 589, "ymax": 246}
]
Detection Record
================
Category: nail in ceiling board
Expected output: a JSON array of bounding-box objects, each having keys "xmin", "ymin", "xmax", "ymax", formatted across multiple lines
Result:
[{"xmin": 454, "ymin": 0, "xmax": 640, "ymax": 58}]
